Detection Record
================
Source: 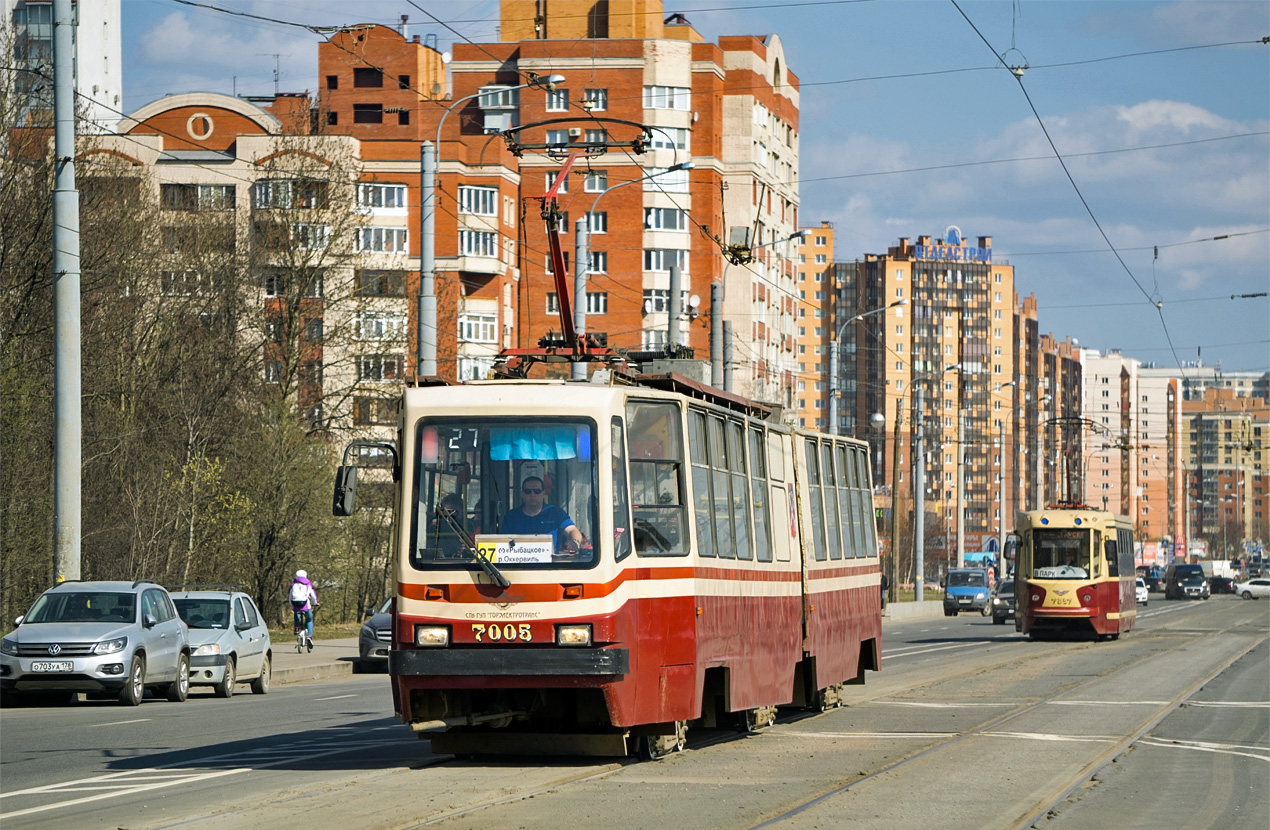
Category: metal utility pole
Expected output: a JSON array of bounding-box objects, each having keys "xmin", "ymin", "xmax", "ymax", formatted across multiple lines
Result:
[
  {"xmin": 418, "ymin": 140, "xmax": 437, "ymax": 376},
  {"xmin": 573, "ymin": 217, "xmax": 588, "ymax": 379},
  {"xmin": 52, "ymin": 0, "xmax": 82, "ymax": 582},
  {"xmin": 723, "ymin": 322, "xmax": 734, "ymax": 392},
  {"xmin": 913, "ymin": 385, "xmax": 926, "ymax": 602},
  {"xmin": 956, "ymin": 410, "xmax": 965, "ymax": 569},
  {"xmin": 888, "ymin": 396, "xmax": 902, "ymax": 604},
  {"xmin": 667, "ymin": 264, "xmax": 682, "ymax": 348},
  {"xmin": 710, "ymin": 283, "xmax": 723, "ymax": 386}
]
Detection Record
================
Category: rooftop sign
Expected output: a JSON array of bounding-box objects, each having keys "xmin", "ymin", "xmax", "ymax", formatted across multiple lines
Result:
[{"xmin": 914, "ymin": 225, "xmax": 992, "ymax": 263}]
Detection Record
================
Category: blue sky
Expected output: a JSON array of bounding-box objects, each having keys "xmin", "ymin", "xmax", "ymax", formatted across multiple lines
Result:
[{"xmin": 121, "ymin": 1, "xmax": 1269, "ymax": 373}]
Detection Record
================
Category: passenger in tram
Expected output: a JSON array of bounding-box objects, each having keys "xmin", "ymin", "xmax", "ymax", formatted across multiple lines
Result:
[{"xmin": 500, "ymin": 475, "xmax": 586, "ymax": 553}]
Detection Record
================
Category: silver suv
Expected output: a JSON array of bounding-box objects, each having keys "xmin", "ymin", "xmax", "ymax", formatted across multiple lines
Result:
[
  {"xmin": 1, "ymin": 580, "xmax": 190, "ymax": 706},
  {"xmin": 170, "ymin": 588, "xmax": 272, "ymax": 697}
]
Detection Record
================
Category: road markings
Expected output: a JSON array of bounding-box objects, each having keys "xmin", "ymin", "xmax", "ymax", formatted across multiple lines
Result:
[
  {"xmin": 0, "ymin": 768, "xmax": 249, "ymax": 820},
  {"xmin": 882, "ymin": 642, "xmax": 983, "ymax": 659},
  {"xmin": 313, "ymin": 694, "xmax": 358, "ymax": 701},
  {"xmin": 790, "ymin": 731, "xmax": 958, "ymax": 739},
  {"xmin": 1184, "ymin": 701, "xmax": 1268, "ymax": 708},
  {"xmin": 876, "ymin": 701, "xmax": 1014, "ymax": 708},
  {"xmin": 1136, "ymin": 737, "xmax": 1270, "ymax": 761},
  {"xmin": 88, "ymin": 718, "xmax": 150, "ymax": 727},
  {"xmin": 1049, "ymin": 700, "xmax": 1171, "ymax": 706},
  {"xmin": 985, "ymin": 731, "xmax": 1119, "ymax": 743}
]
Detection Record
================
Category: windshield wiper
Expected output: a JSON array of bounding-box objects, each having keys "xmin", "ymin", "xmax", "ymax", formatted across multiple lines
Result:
[{"xmin": 436, "ymin": 504, "xmax": 510, "ymax": 590}]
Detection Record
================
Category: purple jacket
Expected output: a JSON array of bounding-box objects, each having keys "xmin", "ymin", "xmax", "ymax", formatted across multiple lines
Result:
[{"xmin": 290, "ymin": 576, "xmax": 318, "ymax": 610}]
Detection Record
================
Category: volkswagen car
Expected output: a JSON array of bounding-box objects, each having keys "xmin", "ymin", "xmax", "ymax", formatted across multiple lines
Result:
[{"xmin": 1, "ymin": 580, "xmax": 189, "ymax": 706}]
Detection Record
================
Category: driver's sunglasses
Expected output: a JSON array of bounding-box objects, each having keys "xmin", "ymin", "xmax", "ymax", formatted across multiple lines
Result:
[{"xmin": 522, "ymin": 488, "xmax": 544, "ymax": 495}]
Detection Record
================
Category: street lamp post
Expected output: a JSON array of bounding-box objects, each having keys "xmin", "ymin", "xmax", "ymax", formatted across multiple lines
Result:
[
  {"xmin": 910, "ymin": 363, "xmax": 959, "ymax": 601},
  {"xmin": 419, "ymin": 73, "xmax": 565, "ymax": 377},
  {"xmin": 827, "ymin": 299, "xmax": 908, "ymax": 435}
]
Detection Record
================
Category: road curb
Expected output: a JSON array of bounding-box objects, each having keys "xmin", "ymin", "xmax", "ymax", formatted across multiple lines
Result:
[{"xmin": 271, "ymin": 661, "xmax": 355, "ymax": 685}]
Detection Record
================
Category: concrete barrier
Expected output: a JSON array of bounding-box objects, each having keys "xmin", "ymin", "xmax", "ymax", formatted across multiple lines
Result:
[{"xmin": 882, "ymin": 600, "xmax": 945, "ymax": 621}]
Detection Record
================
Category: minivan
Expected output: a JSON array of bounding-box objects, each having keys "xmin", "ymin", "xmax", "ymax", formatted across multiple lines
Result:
[{"xmin": 1163, "ymin": 563, "xmax": 1209, "ymax": 601}]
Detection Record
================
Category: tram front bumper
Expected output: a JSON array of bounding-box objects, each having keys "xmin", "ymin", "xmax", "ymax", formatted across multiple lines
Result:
[{"xmin": 389, "ymin": 647, "xmax": 629, "ymax": 677}]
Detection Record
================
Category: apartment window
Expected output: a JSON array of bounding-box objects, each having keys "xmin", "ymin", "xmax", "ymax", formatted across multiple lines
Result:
[
  {"xmin": 358, "ymin": 183, "xmax": 407, "ymax": 210},
  {"xmin": 546, "ymin": 171, "xmax": 569, "ymax": 193},
  {"xmin": 264, "ymin": 361, "xmax": 283, "ymax": 384},
  {"xmin": 357, "ymin": 227, "xmax": 408, "ymax": 253},
  {"xmin": 356, "ymin": 311, "xmax": 407, "ymax": 341},
  {"xmin": 644, "ymin": 207, "xmax": 688, "ymax": 231},
  {"xmin": 459, "ymin": 230, "xmax": 498, "ymax": 257},
  {"xmin": 303, "ymin": 318, "xmax": 323, "ymax": 344},
  {"xmin": 815, "ymin": 254, "xmax": 826, "ymax": 264},
  {"xmin": 650, "ymin": 127, "xmax": 689, "ymax": 151},
  {"xmin": 459, "ymin": 313, "xmax": 498, "ymax": 343},
  {"xmin": 459, "ymin": 356, "xmax": 496, "ymax": 381},
  {"xmin": 642, "ymin": 328, "xmax": 669, "ymax": 350},
  {"xmin": 587, "ymin": 211, "xmax": 607, "ymax": 233},
  {"xmin": 584, "ymin": 170, "xmax": 607, "ymax": 192},
  {"xmin": 161, "ymin": 271, "xmax": 204, "ymax": 297},
  {"xmin": 546, "ymin": 129, "xmax": 569, "ymax": 146},
  {"xmin": 586, "ymin": 291, "xmax": 608, "ymax": 314},
  {"xmin": 583, "ymin": 88, "xmax": 608, "ymax": 111},
  {"xmin": 353, "ymin": 104, "xmax": 383, "ymax": 124},
  {"xmin": 398, "ymin": 74, "xmax": 410, "ymax": 90},
  {"xmin": 815, "ymin": 235, "xmax": 826, "ymax": 246},
  {"xmin": 588, "ymin": 251, "xmax": 608, "ymax": 273},
  {"xmin": 643, "ymin": 167, "xmax": 690, "ymax": 193},
  {"xmin": 545, "ymin": 251, "xmax": 570, "ymax": 275},
  {"xmin": 353, "ymin": 68, "xmax": 383, "ymax": 87},
  {"xmin": 585, "ymin": 129, "xmax": 607, "ymax": 144},
  {"xmin": 160, "ymin": 184, "xmax": 235, "ymax": 212},
  {"xmin": 358, "ymin": 354, "xmax": 405, "ymax": 383},
  {"xmin": 994, "ymin": 328, "xmax": 1002, "ymax": 338},
  {"xmin": 643, "ymin": 85, "xmax": 690, "ymax": 110},
  {"xmin": 994, "ymin": 292, "xmax": 1002, "ymax": 302},
  {"xmin": 253, "ymin": 179, "xmax": 326, "ymax": 210},
  {"xmin": 479, "ymin": 85, "xmax": 517, "ymax": 109},
  {"xmin": 326, "ymin": 75, "xmax": 338, "ymax": 90},
  {"xmin": 643, "ymin": 248, "xmax": 689, "ymax": 272},
  {"xmin": 355, "ymin": 269, "xmax": 405, "ymax": 297},
  {"xmin": 293, "ymin": 223, "xmax": 329, "ymax": 250},
  {"xmin": 546, "ymin": 88, "xmax": 569, "ymax": 111},
  {"xmin": 354, "ymin": 397, "xmax": 399, "ymax": 426},
  {"xmin": 458, "ymin": 185, "xmax": 498, "ymax": 216},
  {"xmin": 642, "ymin": 289, "xmax": 689, "ymax": 313},
  {"xmin": 896, "ymin": 287, "xmax": 904, "ymax": 297}
]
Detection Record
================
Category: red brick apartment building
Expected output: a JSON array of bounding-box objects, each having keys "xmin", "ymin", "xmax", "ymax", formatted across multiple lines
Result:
[{"xmin": 314, "ymin": 0, "xmax": 803, "ymax": 403}]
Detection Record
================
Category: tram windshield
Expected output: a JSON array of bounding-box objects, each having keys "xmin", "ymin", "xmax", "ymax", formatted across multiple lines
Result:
[
  {"xmin": 410, "ymin": 418, "xmax": 600, "ymax": 571},
  {"xmin": 1030, "ymin": 529, "xmax": 1091, "ymax": 579}
]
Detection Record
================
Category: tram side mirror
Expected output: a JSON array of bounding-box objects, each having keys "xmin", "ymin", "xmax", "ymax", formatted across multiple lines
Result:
[
  {"xmin": 333, "ymin": 465, "xmax": 358, "ymax": 516},
  {"xmin": 1004, "ymin": 534, "xmax": 1019, "ymax": 561}
]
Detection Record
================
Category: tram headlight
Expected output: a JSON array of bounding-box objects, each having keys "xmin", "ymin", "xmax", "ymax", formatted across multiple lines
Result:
[
  {"xmin": 555, "ymin": 624, "xmax": 592, "ymax": 647},
  {"xmin": 414, "ymin": 625, "xmax": 450, "ymax": 647}
]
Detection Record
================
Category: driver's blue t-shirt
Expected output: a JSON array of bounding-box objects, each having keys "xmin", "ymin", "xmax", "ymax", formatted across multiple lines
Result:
[{"xmin": 500, "ymin": 505, "xmax": 575, "ymax": 546}]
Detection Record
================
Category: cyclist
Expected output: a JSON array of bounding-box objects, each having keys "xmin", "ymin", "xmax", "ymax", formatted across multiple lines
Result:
[{"xmin": 289, "ymin": 570, "xmax": 319, "ymax": 652}]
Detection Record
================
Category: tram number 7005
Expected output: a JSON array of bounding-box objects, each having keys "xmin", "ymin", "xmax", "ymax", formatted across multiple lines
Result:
[{"xmin": 472, "ymin": 623, "xmax": 533, "ymax": 642}]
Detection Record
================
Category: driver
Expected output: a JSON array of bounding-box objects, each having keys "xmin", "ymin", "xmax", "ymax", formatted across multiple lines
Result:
[{"xmin": 500, "ymin": 476, "xmax": 585, "ymax": 550}]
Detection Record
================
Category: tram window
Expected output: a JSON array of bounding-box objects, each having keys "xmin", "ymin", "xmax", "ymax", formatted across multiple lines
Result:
[
  {"xmin": 611, "ymin": 418, "xmax": 633, "ymax": 562},
  {"xmin": 837, "ymin": 444, "xmax": 857, "ymax": 558},
  {"xmin": 805, "ymin": 439, "xmax": 827, "ymax": 562},
  {"xmin": 1031, "ymin": 529, "xmax": 1090, "ymax": 579},
  {"xmin": 728, "ymin": 420, "xmax": 753, "ymax": 560},
  {"xmin": 767, "ymin": 433, "xmax": 785, "ymax": 482},
  {"xmin": 626, "ymin": 401, "xmax": 689, "ymax": 557},
  {"xmin": 689, "ymin": 409, "xmax": 716, "ymax": 557},
  {"xmin": 1103, "ymin": 538, "xmax": 1118, "ymax": 576},
  {"xmin": 821, "ymin": 443, "xmax": 842, "ymax": 560},
  {"xmin": 749, "ymin": 427, "xmax": 772, "ymax": 563},
  {"xmin": 855, "ymin": 447, "xmax": 878, "ymax": 558},
  {"xmin": 709, "ymin": 416, "xmax": 735, "ymax": 559}
]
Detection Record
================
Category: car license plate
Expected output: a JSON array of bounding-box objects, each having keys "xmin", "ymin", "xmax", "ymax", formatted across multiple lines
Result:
[
  {"xmin": 958, "ymin": 598, "xmax": 971, "ymax": 604},
  {"xmin": 31, "ymin": 661, "xmax": 73, "ymax": 672}
]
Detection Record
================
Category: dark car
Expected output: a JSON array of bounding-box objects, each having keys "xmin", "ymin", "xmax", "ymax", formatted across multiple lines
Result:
[
  {"xmin": 991, "ymin": 579, "xmax": 1015, "ymax": 625},
  {"xmin": 1136, "ymin": 565, "xmax": 1165, "ymax": 593},
  {"xmin": 356, "ymin": 597, "xmax": 392, "ymax": 672},
  {"xmin": 1209, "ymin": 576, "xmax": 1236, "ymax": 595},
  {"xmin": 1164, "ymin": 563, "xmax": 1210, "ymax": 600}
]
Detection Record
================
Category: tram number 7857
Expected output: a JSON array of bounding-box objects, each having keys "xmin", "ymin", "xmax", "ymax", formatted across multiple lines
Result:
[{"xmin": 472, "ymin": 623, "xmax": 533, "ymax": 642}]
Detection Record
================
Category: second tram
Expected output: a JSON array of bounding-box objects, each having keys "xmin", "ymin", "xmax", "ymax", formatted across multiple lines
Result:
[
  {"xmin": 1013, "ymin": 506, "xmax": 1137, "ymax": 640},
  {"xmin": 335, "ymin": 372, "xmax": 883, "ymax": 758}
]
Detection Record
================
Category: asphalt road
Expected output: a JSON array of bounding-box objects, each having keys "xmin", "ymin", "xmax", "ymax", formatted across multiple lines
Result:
[{"xmin": 2, "ymin": 595, "xmax": 1266, "ymax": 830}]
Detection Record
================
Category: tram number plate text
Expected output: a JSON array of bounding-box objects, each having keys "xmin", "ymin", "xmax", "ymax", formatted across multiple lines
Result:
[
  {"xmin": 472, "ymin": 623, "xmax": 532, "ymax": 643},
  {"xmin": 1048, "ymin": 596, "xmax": 1075, "ymax": 606},
  {"xmin": 31, "ymin": 661, "xmax": 73, "ymax": 672}
]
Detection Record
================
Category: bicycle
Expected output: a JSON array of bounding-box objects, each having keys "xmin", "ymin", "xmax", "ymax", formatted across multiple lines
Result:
[{"xmin": 293, "ymin": 605, "xmax": 316, "ymax": 653}]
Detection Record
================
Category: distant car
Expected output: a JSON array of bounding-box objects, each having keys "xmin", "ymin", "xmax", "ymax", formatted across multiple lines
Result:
[
  {"xmin": 1135, "ymin": 578, "xmax": 1149, "ymax": 606},
  {"xmin": 1233, "ymin": 578, "xmax": 1270, "ymax": 600},
  {"xmin": 1164, "ymin": 563, "xmax": 1210, "ymax": 600},
  {"xmin": 357, "ymin": 597, "xmax": 392, "ymax": 671},
  {"xmin": 943, "ymin": 568, "xmax": 991, "ymax": 616},
  {"xmin": 1, "ymin": 580, "xmax": 190, "ymax": 706},
  {"xmin": 991, "ymin": 579, "xmax": 1015, "ymax": 625},
  {"xmin": 169, "ymin": 589, "xmax": 272, "ymax": 697},
  {"xmin": 1209, "ymin": 576, "xmax": 1236, "ymax": 595},
  {"xmin": 1137, "ymin": 566, "xmax": 1165, "ymax": 593}
]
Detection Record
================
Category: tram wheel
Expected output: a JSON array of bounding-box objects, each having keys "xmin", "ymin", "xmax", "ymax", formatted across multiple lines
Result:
[{"xmin": 639, "ymin": 721, "xmax": 687, "ymax": 760}]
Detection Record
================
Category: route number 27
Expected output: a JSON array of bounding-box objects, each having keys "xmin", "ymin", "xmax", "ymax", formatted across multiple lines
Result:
[{"xmin": 472, "ymin": 623, "xmax": 532, "ymax": 642}]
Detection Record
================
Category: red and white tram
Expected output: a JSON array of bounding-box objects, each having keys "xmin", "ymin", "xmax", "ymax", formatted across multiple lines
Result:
[
  {"xmin": 335, "ymin": 373, "xmax": 883, "ymax": 758},
  {"xmin": 1012, "ymin": 505, "xmax": 1137, "ymax": 640}
]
